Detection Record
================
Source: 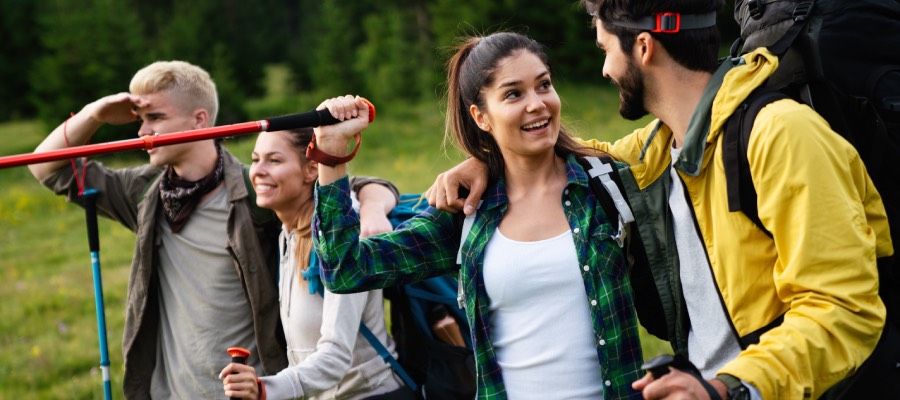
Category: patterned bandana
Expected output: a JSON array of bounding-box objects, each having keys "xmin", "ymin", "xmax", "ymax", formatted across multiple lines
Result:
[{"xmin": 158, "ymin": 145, "xmax": 225, "ymax": 233}]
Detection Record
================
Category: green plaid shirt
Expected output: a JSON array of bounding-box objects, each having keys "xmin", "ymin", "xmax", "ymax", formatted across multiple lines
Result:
[{"xmin": 313, "ymin": 154, "xmax": 644, "ymax": 399}]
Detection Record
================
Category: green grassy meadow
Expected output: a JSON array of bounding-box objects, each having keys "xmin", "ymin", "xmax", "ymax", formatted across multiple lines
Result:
[{"xmin": 0, "ymin": 79, "xmax": 669, "ymax": 398}]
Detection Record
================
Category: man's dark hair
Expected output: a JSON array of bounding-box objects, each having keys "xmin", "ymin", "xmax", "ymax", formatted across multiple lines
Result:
[{"xmin": 584, "ymin": 0, "xmax": 724, "ymax": 73}]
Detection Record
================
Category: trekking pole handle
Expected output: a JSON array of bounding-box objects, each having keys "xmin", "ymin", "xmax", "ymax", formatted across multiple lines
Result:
[
  {"xmin": 226, "ymin": 347, "xmax": 251, "ymax": 400},
  {"xmin": 641, "ymin": 354, "xmax": 674, "ymax": 379}
]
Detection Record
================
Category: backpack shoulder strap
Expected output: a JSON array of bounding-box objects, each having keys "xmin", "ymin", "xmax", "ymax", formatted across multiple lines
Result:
[
  {"xmin": 311, "ymin": 276, "xmax": 419, "ymax": 392},
  {"xmin": 455, "ymin": 204, "xmax": 481, "ymax": 266},
  {"xmin": 357, "ymin": 323, "xmax": 419, "ymax": 391},
  {"xmin": 455, "ymin": 202, "xmax": 481, "ymax": 310},
  {"xmin": 577, "ymin": 155, "xmax": 634, "ymax": 247},
  {"xmin": 723, "ymin": 89, "xmax": 790, "ymax": 237}
]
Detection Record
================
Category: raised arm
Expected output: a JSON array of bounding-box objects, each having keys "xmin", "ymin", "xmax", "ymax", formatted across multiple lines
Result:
[
  {"xmin": 28, "ymin": 93, "xmax": 149, "ymax": 181},
  {"xmin": 313, "ymin": 95, "xmax": 370, "ymax": 185},
  {"xmin": 311, "ymin": 95, "xmax": 459, "ymax": 293},
  {"xmin": 315, "ymin": 176, "xmax": 460, "ymax": 294}
]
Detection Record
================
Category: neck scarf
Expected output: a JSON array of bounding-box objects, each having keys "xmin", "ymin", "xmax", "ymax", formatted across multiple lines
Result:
[{"xmin": 158, "ymin": 145, "xmax": 225, "ymax": 233}]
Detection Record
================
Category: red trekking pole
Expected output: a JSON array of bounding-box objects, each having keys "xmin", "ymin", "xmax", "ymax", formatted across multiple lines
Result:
[{"xmin": 0, "ymin": 99, "xmax": 375, "ymax": 169}]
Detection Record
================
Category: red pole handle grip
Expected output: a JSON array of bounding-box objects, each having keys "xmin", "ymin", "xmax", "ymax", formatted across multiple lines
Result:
[{"xmin": 226, "ymin": 347, "xmax": 252, "ymax": 400}]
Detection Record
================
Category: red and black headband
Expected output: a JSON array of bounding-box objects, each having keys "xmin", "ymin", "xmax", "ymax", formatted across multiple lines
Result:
[{"xmin": 605, "ymin": 11, "xmax": 717, "ymax": 34}]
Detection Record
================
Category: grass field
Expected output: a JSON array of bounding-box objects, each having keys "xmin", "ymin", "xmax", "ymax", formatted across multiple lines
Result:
[{"xmin": 0, "ymin": 79, "xmax": 669, "ymax": 398}]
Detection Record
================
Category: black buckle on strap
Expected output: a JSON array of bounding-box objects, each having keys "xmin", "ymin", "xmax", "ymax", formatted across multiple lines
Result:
[
  {"xmin": 748, "ymin": 0, "xmax": 765, "ymax": 20},
  {"xmin": 653, "ymin": 12, "xmax": 681, "ymax": 33},
  {"xmin": 793, "ymin": 0, "xmax": 815, "ymax": 22}
]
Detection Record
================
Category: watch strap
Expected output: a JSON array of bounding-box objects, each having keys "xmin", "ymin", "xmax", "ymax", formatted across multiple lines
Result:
[{"xmin": 717, "ymin": 374, "xmax": 750, "ymax": 400}]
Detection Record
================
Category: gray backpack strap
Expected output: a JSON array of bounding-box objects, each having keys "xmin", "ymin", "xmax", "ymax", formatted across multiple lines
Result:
[
  {"xmin": 583, "ymin": 156, "xmax": 635, "ymax": 247},
  {"xmin": 455, "ymin": 201, "xmax": 482, "ymax": 309}
]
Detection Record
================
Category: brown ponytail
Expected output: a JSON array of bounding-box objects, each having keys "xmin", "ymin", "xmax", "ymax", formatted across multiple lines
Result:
[{"xmin": 273, "ymin": 127, "xmax": 317, "ymax": 272}]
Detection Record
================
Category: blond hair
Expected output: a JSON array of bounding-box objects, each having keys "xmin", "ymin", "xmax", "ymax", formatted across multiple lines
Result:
[{"xmin": 129, "ymin": 61, "xmax": 219, "ymax": 125}]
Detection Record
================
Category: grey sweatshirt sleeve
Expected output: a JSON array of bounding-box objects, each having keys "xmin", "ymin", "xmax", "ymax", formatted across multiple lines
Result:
[
  {"xmin": 349, "ymin": 175, "xmax": 400, "ymax": 202},
  {"xmin": 260, "ymin": 290, "xmax": 370, "ymax": 399}
]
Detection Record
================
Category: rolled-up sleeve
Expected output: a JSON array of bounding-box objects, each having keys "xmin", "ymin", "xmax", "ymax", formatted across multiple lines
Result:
[{"xmin": 313, "ymin": 175, "xmax": 459, "ymax": 294}]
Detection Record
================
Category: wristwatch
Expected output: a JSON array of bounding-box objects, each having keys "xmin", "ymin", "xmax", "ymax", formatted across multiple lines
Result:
[{"xmin": 717, "ymin": 374, "xmax": 750, "ymax": 400}]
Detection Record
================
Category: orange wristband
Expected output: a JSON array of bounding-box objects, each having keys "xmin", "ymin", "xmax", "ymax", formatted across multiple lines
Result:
[
  {"xmin": 306, "ymin": 133, "xmax": 361, "ymax": 167},
  {"xmin": 257, "ymin": 377, "xmax": 266, "ymax": 400}
]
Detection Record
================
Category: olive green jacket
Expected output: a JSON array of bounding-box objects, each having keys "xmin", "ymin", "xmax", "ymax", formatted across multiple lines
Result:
[{"xmin": 43, "ymin": 149, "xmax": 287, "ymax": 399}]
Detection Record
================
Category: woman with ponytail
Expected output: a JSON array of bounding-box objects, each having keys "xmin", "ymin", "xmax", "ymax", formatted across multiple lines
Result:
[
  {"xmin": 220, "ymin": 128, "xmax": 415, "ymax": 400},
  {"xmin": 309, "ymin": 32, "xmax": 644, "ymax": 399}
]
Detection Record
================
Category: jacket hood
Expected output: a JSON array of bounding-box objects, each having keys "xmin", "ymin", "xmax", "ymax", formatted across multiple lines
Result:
[
  {"xmin": 710, "ymin": 48, "xmax": 780, "ymax": 138},
  {"xmin": 674, "ymin": 48, "xmax": 780, "ymax": 176}
]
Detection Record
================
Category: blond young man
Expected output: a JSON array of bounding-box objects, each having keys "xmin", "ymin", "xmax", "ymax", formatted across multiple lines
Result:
[{"xmin": 29, "ymin": 61, "xmax": 397, "ymax": 399}]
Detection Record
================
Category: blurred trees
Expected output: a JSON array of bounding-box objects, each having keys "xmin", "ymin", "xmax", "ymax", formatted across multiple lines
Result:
[
  {"xmin": 0, "ymin": 0, "xmax": 39, "ymax": 121},
  {"xmin": 0, "ymin": 0, "xmax": 740, "ymax": 127},
  {"xmin": 28, "ymin": 0, "xmax": 145, "ymax": 128}
]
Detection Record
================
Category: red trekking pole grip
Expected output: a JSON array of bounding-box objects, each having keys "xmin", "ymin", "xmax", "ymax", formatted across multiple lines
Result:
[
  {"xmin": 228, "ymin": 347, "xmax": 251, "ymax": 364},
  {"xmin": 226, "ymin": 347, "xmax": 251, "ymax": 400}
]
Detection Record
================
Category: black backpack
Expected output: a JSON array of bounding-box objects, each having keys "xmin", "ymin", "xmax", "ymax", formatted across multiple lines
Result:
[
  {"xmin": 726, "ymin": 1, "xmax": 900, "ymax": 397},
  {"xmin": 730, "ymin": 0, "xmax": 900, "ymax": 251},
  {"xmin": 307, "ymin": 194, "xmax": 475, "ymax": 399},
  {"xmin": 383, "ymin": 194, "xmax": 476, "ymax": 400}
]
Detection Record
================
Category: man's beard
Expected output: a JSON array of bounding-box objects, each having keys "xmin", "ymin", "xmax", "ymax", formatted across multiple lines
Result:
[{"xmin": 616, "ymin": 58, "xmax": 648, "ymax": 121}]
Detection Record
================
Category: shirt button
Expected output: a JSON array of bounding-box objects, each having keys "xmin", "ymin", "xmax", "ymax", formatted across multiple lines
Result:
[
  {"xmin": 317, "ymin": 230, "xmax": 323, "ymax": 236},
  {"xmin": 599, "ymin": 339, "xmax": 606, "ymax": 346},
  {"xmin": 573, "ymin": 227, "xmax": 580, "ymax": 234},
  {"xmin": 605, "ymin": 380, "xmax": 611, "ymax": 387},
  {"xmin": 564, "ymin": 189, "xmax": 569, "ymax": 195},
  {"xmin": 583, "ymin": 265, "xmax": 589, "ymax": 271},
  {"xmin": 591, "ymin": 299, "xmax": 598, "ymax": 306},
  {"xmin": 565, "ymin": 200, "xmax": 572, "ymax": 207}
]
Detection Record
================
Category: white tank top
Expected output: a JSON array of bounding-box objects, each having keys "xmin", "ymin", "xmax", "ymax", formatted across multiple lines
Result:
[{"xmin": 483, "ymin": 228, "xmax": 604, "ymax": 399}]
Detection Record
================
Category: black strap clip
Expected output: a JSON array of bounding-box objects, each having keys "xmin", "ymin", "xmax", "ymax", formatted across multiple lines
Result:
[
  {"xmin": 793, "ymin": 0, "xmax": 815, "ymax": 22},
  {"xmin": 653, "ymin": 12, "xmax": 681, "ymax": 33},
  {"xmin": 748, "ymin": 0, "xmax": 765, "ymax": 20}
]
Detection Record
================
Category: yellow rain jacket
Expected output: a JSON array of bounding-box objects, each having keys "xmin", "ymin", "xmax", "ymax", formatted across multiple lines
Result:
[{"xmin": 582, "ymin": 48, "xmax": 892, "ymax": 399}]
